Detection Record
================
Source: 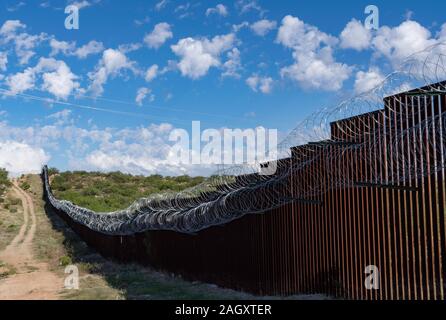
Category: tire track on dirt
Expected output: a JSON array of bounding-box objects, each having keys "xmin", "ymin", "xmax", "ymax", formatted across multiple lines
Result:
[{"xmin": 0, "ymin": 181, "xmax": 64, "ymax": 300}]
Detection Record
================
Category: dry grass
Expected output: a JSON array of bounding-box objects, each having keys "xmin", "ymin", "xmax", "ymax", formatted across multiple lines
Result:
[{"xmin": 0, "ymin": 189, "xmax": 24, "ymax": 251}]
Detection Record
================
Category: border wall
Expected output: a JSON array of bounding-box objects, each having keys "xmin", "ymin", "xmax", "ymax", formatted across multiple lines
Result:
[{"xmin": 43, "ymin": 85, "xmax": 446, "ymax": 299}]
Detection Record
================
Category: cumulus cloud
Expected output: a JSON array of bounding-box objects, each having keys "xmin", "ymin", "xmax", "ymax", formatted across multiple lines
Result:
[
  {"xmin": 340, "ymin": 19, "xmax": 372, "ymax": 51},
  {"xmin": 0, "ymin": 115, "xmax": 276, "ymax": 177},
  {"xmin": 0, "ymin": 20, "xmax": 25, "ymax": 37},
  {"xmin": 49, "ymin": 39, "xmax": 76, "ymax": 56},
  {"xmin": 5, "ymin": 57, "xmax": 80, "ymax": 99},
  {"xmin": 250, "ymin": 19, "xmax": 277, "ymax": 36},
  {"xmin": 354, "ymin": 68, "xmax": 384, "ymax": 94},
  {"xmin": 0, "ymin": 20, "xmax": 46, "ymax": 65},
  {"xmin": 36, "ymin": 58, "xmax": 80, "ymax": 100},
  {"xmin": 135, "ymin": 87, "xmax": 154, "ymax": 106},
  {"xmin": 171, "ymin": 33, "xmax": 236, "ymax": 79},
  {"xmin": 74, "ymin": 40, "xmax": 104, "ymax": 58},
  {"xmin": 50, "ymin": 39, "xmax": 104, "ymax": 58},
  {"xmin": 145, "ymin": 64, "xmax": 159, "ymax": 82},
  {"xmin": 0, "ymin": 141, "xmax": 50, "ymax": 175},
  {"xmin": 354, "ymin": 67, "xmax": 385, "ymax": 94},
  {"xmin": 144, "ymin": 23, "xmax": 173, "ymax": 49},
  {"xmin": 246, "ymin": 75, "xmax": 273, "ymax": 93},
  {"xmin": 0, "ymin": 52, "xmax": 7, "ymax": 71},
  {"xmin": 277, "ymin": 15, "xmax": 352, "ymax": 91},
  {"xmin": 222, "ymin": 48, "xmax": 242, "ymax": 78},
  {"xmin": 88, "ymin": 48, "xmax": 135, "ymax": 96},
  {"xmin": 5, "ymin": 68, "xmax": 35, "ymax": 94},
  {"xmin": 372, "ymin": 20, "xmax": 437, "ymax": 65},
  {"xmin": 206, "ymin": 4, "xmax": 228, "ymax": 17}
]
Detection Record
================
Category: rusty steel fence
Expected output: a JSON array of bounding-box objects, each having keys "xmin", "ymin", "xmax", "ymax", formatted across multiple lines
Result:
[{"xmin": 43, "ymin": 83, "xmax": 446, "ymax": 300}]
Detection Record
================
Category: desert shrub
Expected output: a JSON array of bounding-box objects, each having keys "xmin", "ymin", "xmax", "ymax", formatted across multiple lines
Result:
[
  {"xmin": 47, "ymin": 167, "xmax": 60, "ymax": 176},
  {"xmin": 0, "ymin": 168, "xmax": 11, "ymax": 197},
  {"xmin": 50, "ymin": 170, "xmax": 205, "ymax": 211},
  {"xmin": 59, "ymin": 255, "xmax": 73, "ymax": 266},
  {"xmin": 20, "ymin": 181, "xmax": 30, "ymax": 190}
]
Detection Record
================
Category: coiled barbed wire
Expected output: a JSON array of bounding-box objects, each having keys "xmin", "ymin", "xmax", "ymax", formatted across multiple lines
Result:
[{"xmin": 43, "ymin": 42, "xmax": 446, "ymax": 235}]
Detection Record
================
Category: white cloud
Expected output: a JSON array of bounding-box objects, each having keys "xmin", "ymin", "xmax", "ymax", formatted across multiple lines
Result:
[
  {"xmin": 354, "ymin": 67, "xmax": 385, "ymax": 94},
  {"xmin": 0, "ymin": 20, "xmax": 25, "ymax": 36},
  {"xmin": 222, "ymin": 48, "xmax": 242, "ymax": 78},
  {"xmin": 155, "ymin": 0, "xmax": 169, "ymax": 11},
  {"xmin": 47, "ymin": 109, "xmax": 73, "ymax": 125},
  {"xmin": 50, "ymin": 39, "xmax": 76, "ymax": 56},
  {"xmin": 0, "ymin": 20, "xmax": 46, "ymax": 65},
  {"xmin": 372, "ymin": 20, "xmax": 436, "ymax": 65},
  {"xmin": 68, "ymin": 0, "xmax": 92, "ymax": 10},
  {"xmin": 145, "ymin": 64, "xmax": 159, "ymax": 82},
  {"xmin": 250, "ymin": 19, "xmax": 277, "ymax": 36},
  {"xmin": 171, "ymin": 33, "xmax": 235, "ymax": 79},
  {"xmin": 232, "ymin": 21, "xmax": 249, "ymax": 33},
  {"xmin": 340, "ymin": 19, "xmax": 372, "ymax": 51},
  {"xmin": 174, "ymin": 3, "xmax": 192, "ymax": 19},
  {"xmin": 0, "ymin": 52, "xmax": 7, "ymax": 71},
  {"xmin": 50, "ymin": 39, "xmax": 104, "ymax": 58},
  {"xmin": 206, "ymin": 4, "xmax": 228, "ymax": 17},
  {"xmin": 246, "ymin": 75, "xmax": 273, "ymax": 94},
  {"xmin": 276, "ymin": 15, "xmax": 337, "ymax": 51},
  {"xmin": 236, "ymin": 0, "xmax": 263, "ymax": 15},
  {"xmin": 5, "ymin": 68, "xmax": 36, "ymax": 94},
  {"xmin": 277, "ymin": 15, "xmax": 352, "ymax": 91},
  {"xmin": 280, "ymin": 48, "xmax": 352, "ymax": 91},
  {"xmin": 88, "ymin": 48, "xmax": 135, "ymax": 96},
  {"xmin": 0, "ymin": 141, "xmax": 50, "ymax": 175},
  {"xmin": 135, "ymin": 87, "xmax": 154, "ymax": 106},
  {"xmin": 144, "ymin": 22, "xmax": 173, "ymax": 49},
  {"xmin": 36, "ymin": 58, "xmax": 80, "ymax": 100},
  {"xmin": 0, "ymin": 117, "xmax": 275, "ymax": 177},
  {"xmin": 4, "ymin": 57, "xmax": 80, "ymax": 99},
  {"xmin": 74, "ymin": 40, "xmax": 104, "ymax": 58}
]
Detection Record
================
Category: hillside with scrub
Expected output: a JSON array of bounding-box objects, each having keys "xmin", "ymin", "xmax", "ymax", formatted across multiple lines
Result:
[
  {"xmin": 0, "ymin": 168, "xmax": 11, "ymax": 197},
  {"xmin": 48, "ymin": 169, "xmax": 205, "ymax": 212}
]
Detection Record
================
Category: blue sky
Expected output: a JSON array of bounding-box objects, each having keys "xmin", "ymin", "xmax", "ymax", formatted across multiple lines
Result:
[{"xmin": 0, "ymin": 0, "xmax": 445, "ymax": 175}]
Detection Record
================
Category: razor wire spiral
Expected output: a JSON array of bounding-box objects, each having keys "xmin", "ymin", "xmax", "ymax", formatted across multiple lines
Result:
[{"xmin": 43, "ymin": 42, "xmax": 446, "ymax": 235}]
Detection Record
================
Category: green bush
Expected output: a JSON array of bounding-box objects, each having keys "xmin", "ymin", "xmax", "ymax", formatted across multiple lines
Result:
[
  {"xmin": 20, "ymin": 181, "xmax": 30, "ymax": 191},
  {"xmin": 50, "ymin": 170, "xmax": 205, "ymax": 212},
  {"xmin": 0, "ymin": 168, "xmax": 11, "ymax": 196},
  {"xmin": 59, "ymin": 255, "xmax": 73, "ymax": 266}
]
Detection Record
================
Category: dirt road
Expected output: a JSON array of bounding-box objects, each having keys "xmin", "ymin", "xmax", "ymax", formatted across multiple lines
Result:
[{"xmin": 0, "ymin": 181, "xmax": 63, "ymax": 300}]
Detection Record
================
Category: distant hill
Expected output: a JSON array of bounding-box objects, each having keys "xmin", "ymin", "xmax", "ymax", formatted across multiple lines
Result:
[{"xmin": 48, "ymin": 169, "xmax": 205, "ymax": 212}]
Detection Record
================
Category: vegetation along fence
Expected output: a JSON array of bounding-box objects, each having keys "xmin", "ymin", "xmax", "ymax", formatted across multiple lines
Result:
[{"xmin": 42, "ymin": 81, "xmax": 446, "ymax": 300}]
